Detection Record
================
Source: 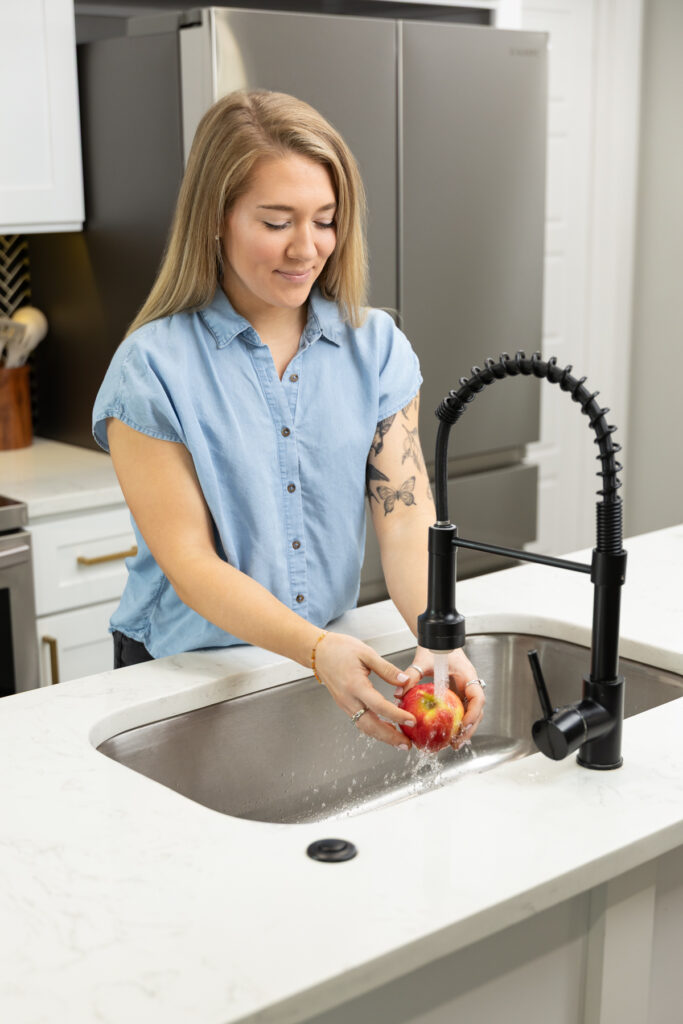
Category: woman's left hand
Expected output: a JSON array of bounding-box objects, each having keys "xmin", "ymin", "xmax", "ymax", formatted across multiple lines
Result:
[{"xmin": 393, "ymin": 645, "xmax": 486, "ymax": 749}]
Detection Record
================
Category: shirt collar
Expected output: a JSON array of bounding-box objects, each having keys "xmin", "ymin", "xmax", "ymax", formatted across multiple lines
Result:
[{"xmin": 198, "ymin": 284, "xmax": 342, "ymax": 349}]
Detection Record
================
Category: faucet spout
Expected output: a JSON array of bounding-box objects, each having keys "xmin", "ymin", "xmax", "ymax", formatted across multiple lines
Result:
[
  {"xmin": 420, "ymin": 351, "xmax": 627, "ymax": 770},
  {"xmin": 417, "ymin": 523, "xmax": 465, "ymax": 652}
]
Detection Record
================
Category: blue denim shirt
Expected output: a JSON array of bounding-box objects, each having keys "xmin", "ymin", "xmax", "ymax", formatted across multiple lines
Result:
[{"xmin": 92, "ymin": 285, "xmax": 422, "ymax": 657}]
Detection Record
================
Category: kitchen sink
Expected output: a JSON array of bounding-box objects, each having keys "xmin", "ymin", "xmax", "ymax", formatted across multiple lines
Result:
[{"xmin": 97, "ymin": 633, "xmax": 683, "ymax": 824}]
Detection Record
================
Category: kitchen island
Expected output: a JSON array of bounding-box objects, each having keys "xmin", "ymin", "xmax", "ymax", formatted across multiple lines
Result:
[{"xmin": 1, "ymin": 525, "xmax": 682, "ymax": 1024}]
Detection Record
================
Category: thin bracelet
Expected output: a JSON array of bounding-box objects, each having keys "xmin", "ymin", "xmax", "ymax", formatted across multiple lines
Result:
[{"xmin": 311, "ymin": 631, "xmax": 328, "ymax": 684}]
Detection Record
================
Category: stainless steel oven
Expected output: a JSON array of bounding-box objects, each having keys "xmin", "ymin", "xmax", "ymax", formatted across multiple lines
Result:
[{"xmin": 0, "ymin": 496, "xmax": 39, "ymax": 697}]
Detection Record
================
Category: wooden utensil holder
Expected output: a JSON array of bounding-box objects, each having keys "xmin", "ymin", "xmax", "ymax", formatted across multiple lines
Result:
[{"xmin": 0, "ymin": 365, "xmax": 33, "ymax": 449}]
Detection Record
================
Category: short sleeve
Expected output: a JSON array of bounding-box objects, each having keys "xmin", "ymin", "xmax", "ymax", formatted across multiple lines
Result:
[
  {"xmin": 92, "ymin": 323, "xmax": 185, "ymax": 453},
  {"xmin": 376, "ymin": 313, "xmax": 423, "ymax": 423}
]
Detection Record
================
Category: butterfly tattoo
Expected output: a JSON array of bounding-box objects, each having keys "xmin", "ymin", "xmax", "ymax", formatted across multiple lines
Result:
[{"xmin": 376, "ymin": 477, "xmax": 417, "ymax": 515}]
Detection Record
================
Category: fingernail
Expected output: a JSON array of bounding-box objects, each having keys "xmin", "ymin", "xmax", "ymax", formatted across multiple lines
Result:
[
  {"xmin": 398, "ymin": 743, "xmax": 410, "ymax": 751},
  {"xmin": 404, "ymin": 719, "xmax": 416, "ymax": 727},
  {"xmin": 397, "ymin": 672, "xmax": 409, "ymax": 682}
]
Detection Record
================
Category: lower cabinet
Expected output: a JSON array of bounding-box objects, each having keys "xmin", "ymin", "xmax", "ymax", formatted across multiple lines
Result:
[
  {"xmin": 36, "ymin": 600, "xmax": 119, "ymax": 685},
  {"xmin": 30, "ymin": 503, "xmax": 135, "ymax": 685},
  {"xmin": 300, "ymin": 853, "xmax": 683, "ymax": 1024}
]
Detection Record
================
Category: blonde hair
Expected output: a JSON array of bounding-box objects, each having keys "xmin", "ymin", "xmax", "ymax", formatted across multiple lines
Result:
[{"xmin": 126, "ymin": 90, "xmax": 368, "ymax": 335}]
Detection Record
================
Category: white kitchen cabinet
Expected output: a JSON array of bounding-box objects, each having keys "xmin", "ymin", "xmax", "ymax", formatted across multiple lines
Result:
[
  {"xmin": 31, "ymin": 506, "xmax": 135, "ymax": 617},
  {"xmin": 32, "ymin": 505, "xmax": 136, "ymax": 685},
  {"xmin": 0, "ymin": 0, "xmax": 84, "ymax": 233},
  {"xmin": 37, "ymin": 599, "xmax": 120, "ymax": 686}
]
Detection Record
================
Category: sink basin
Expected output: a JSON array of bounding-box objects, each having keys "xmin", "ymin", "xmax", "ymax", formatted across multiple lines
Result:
[{"xmin": 97, "ymin": 633, "xmax": 683, "ymax": 824}]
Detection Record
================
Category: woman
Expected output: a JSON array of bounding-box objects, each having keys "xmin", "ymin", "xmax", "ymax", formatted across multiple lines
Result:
[{"xmin": 93, "ymin": 89, "xmax": 485, "ymax": 751}]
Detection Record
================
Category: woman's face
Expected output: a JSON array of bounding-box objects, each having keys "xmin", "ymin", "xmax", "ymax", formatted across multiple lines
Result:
[{"xmin": 220, "ymin": 153, "xmax": 338, "ymax": 319}]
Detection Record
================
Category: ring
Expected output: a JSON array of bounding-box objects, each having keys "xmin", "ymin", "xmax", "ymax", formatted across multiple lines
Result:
[
  {"xmin": 408, "ymin": 664, "xmax": 425, "ymax": 680},
  {"xmin": 351, "ymin": 706, "xmax": 368, "ymax": 724},
  {"xmin": 465, "ymin": 677, "xmax": 487, "ymax": 691}
]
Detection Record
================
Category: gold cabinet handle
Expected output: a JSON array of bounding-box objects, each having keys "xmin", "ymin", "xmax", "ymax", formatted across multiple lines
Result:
[
  {"xmin": 41, "ymin": 635, "xmax": 60, "ymax": 685},
  {"xmin": 77, "ymin": 545, "xmax": 137, "ymax": 566}
]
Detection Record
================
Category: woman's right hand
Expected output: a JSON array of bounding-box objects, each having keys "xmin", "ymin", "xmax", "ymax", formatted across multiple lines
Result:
[{"xmin": 313, "ymin": 632, "xmax": 417, "ymax": 749}]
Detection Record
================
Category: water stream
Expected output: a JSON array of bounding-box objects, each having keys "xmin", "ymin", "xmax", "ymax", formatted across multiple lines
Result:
[{"xmin": 433, "ymin": 650, "xmax": 449, "ymax": 699}]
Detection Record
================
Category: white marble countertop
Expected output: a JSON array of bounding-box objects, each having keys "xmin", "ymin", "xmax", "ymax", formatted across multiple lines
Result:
[
  {"xmin": 0, "ymin": 437, "xmax": 122, "ymax": 519},
  {"xmin": 1, "ymin": 525, "xmax": 682, "ymax": 1023}
]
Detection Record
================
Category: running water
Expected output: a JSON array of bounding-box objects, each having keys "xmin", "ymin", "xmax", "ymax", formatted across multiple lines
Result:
[{"xmin": 433, "ymin": 650, "xmax": 450, "ymax": 700}]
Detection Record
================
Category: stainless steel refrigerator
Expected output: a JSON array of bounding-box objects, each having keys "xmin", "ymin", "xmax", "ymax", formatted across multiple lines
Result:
[{"xmin": 29, "ymin": 5, "xmax": 547, "ymax": 592}]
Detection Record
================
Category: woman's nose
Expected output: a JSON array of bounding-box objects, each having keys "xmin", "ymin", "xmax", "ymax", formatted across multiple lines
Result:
[{"xmin": 287, "ymin": 224, "xmax": 318, "ymax": 260}]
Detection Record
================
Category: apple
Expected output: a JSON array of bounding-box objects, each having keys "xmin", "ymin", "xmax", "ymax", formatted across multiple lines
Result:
[{"xmin": 399, "ymin": 683, "xmax": 465, "ymax": 752}]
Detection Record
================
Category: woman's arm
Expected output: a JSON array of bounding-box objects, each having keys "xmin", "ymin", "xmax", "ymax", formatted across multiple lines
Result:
[
  {"xmin": 366, "ymin": 394, "xmax": 485, "ymax": 742},
  {"xmin": 366, "ymin": 394, "xmax": 436, "ymax": 636},
  {"xmin": 107, "ymin": 418, "xmax": 417, "ymax": 747}
]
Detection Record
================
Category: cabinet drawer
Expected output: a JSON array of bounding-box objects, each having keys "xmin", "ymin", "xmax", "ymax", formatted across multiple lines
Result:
[
  {"xmin": 37, "ymin": 600, "xmax": 119, "ymax": 685},
  {"xmin": 31, "ymin": 507, "xmax": 135, "ymax": 615}
]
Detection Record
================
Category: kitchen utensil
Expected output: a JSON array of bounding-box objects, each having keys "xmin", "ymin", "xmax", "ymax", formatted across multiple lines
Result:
[
  {"xmin": 0, "ymin": 318, "xmax": 27, "ymax": 368},
  {"xmin": 5, "ymin": 307, "xmax": 48, "ymax": 367}
]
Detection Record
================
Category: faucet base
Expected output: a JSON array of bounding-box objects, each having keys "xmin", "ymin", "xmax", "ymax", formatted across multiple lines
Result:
[
  {"xmin": 576, "ymin": 753, "xmax": 623, "ymax": 770},
  {"xmin": 575, "ymin": 673, "xmax": 625, "ymax": 770}
]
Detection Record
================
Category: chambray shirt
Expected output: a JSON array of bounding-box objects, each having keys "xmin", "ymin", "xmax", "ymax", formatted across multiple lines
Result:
[{"xmin": 92, "ymin": 285, "xmax": 422, "ymax": 657}]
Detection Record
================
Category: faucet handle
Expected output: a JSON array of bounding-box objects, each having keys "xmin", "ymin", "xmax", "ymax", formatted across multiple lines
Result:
[
  {"xmin": 528, "ymin": 648, "xmax": 614, "ymax": 761},
  {"xmin": 527, "ymin": 649, "xmax": 554, "ymax": 720}
]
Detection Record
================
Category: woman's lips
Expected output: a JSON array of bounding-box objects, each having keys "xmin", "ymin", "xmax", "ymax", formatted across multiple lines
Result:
[{"xmin": 275, "ymin": 268, "xmax": 313, "ymax": 282}]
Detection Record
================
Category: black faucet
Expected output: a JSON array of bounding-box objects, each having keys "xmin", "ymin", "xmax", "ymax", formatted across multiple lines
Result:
[{"xmin": 417, "ymin": 352, "xmax": 627, "ymax": 770}]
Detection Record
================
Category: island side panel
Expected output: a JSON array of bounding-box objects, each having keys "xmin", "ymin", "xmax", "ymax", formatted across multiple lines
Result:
[{"xmin": 297, "ymin": 847, "xmax": 683, "ymax": 1024}]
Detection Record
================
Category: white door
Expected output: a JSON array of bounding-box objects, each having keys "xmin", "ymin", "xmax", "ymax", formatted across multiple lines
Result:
[{"xmin": 37, "ymin": 601, "xmax": 119, "ymax": 686}]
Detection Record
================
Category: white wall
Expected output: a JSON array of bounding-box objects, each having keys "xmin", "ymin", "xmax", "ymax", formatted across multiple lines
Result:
[{"xmin": 625, "ymin": 0, "xmax": 683, "ymax": 536}]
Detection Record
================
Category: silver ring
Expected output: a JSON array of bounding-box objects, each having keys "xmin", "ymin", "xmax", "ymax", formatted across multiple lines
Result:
[
  {"xmin": 408, "ymin": 663, "xmax": 425, "ymax": 680},
  {"xmin": 351, "ymin": 706, "xmax": 368, "ymax": 724},
  {"xmin": 465, "ymin": 677, "xmax": 487, "ymax": 691}
]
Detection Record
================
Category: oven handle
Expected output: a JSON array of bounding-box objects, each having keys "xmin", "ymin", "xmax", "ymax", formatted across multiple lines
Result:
[{"xmin": 0, "ymin": 542, "xmax": 30, "ymax": 565}]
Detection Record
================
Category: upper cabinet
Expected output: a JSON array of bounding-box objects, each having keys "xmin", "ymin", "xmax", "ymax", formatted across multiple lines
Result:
[{"xmin": 0, "ymin": 0, "xmax": 84, "ymax": 233}]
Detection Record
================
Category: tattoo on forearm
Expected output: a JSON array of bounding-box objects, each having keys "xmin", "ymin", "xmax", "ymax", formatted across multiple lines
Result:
[
  {"xmin": 376, "ymin": 476, "xmax": 416, "ymax": 515},
  {"xmin": 370, "ymin": 414, "xmax": 396, "ymax": 457}
]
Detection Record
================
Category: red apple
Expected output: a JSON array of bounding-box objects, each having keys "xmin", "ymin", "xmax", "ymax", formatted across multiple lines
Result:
[{"xmin": 399, "ymin": 682, "xmax": 465, "ymax": 752}]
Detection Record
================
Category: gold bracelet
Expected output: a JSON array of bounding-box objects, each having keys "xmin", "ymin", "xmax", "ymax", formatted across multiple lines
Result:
[{"xmin": 311, "ymin": 631, "xmax": 328, "ymax": 684}]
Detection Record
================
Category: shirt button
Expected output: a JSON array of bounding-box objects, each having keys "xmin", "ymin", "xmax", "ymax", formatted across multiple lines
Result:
[
  {"xmin": 292, "ymin": 540, "xmax": 301, "ymax": 550},
  {"xmin": 289, "ymin": 373, "xmax": 299, "ymax": 382},
  {"xmin": 281, "ymin": 427, "xmax": 291, "ymax": 437},
  {"xmin": 295, "ymin": 594, "xmax": 305, "ymax": 604},
  {"xmin": 287, "ymin": 483, "xmax": 296, "ymax": 493}
]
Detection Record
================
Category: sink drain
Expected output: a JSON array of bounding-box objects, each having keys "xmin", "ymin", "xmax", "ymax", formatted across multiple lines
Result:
[{"xmin": 307, "ymin": 838, "xmax": 357, "ymax": 862}]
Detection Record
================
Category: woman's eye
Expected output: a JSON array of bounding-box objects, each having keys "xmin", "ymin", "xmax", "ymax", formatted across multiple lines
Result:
[{"xmin": 263, "ymin": 220, "xmax": 335, "ymax": 231}]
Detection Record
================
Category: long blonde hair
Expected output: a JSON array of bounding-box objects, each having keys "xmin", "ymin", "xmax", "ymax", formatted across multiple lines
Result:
[{"xmin": 126, "ymin": 90, "xmax": 368, "ymax": 335}]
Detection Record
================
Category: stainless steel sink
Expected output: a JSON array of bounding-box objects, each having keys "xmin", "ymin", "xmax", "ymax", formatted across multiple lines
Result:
[{"xmin": 97, "ymin": 633, "xmax": 683, "ymax": 824}]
